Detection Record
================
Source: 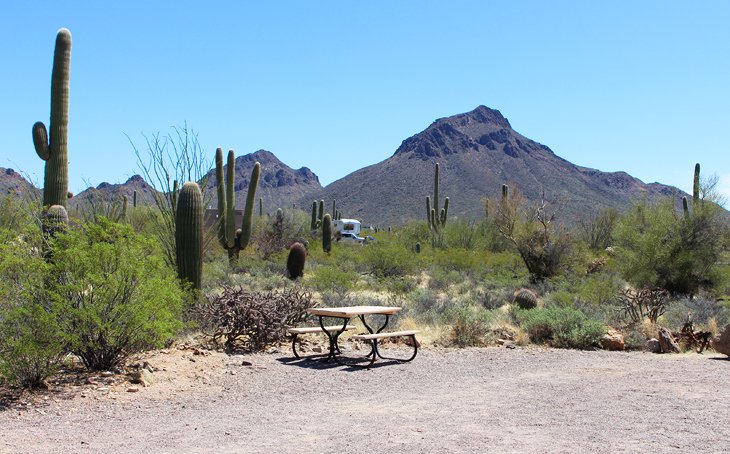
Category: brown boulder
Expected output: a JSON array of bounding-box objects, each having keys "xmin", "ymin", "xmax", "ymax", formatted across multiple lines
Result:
[
  {"xmin": 711, "ymin": 324, "xmax": 730, "ymax": 356},
  {"xmin": 600, "ymin": 329, "xmax": 625, "ymax": 351}
]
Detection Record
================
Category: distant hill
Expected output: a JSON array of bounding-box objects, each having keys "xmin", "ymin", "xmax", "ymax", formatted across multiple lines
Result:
[
  {"xmin": 204, "ymin": 149, "xmax": 321, "ymax": 214},
  {"xmin": 305, "ymin": 106, "xmax": 680, "ymax": 226},
  {"xmin": 0, "ymin": 167, "xmax": 41, "ymax": 200},
  {"xmin": 69, "ymin": 175, "xmax": 159, "ymax": 213}
]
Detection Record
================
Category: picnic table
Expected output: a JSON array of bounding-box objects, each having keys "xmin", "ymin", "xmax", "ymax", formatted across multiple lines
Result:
[{"xmin": 288, "ymin": 305, "xmax": 419, "ymax": 368}]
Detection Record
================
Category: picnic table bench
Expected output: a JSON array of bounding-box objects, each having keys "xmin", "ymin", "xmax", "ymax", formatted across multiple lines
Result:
[{"xmin": 289, "ymin": 306, "xmax": 420, "ymax": 368}]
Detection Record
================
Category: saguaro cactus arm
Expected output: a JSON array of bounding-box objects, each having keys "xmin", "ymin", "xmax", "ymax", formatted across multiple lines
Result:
[{"xmin": 33, "ymin": 28, "xmax": 71, "ymax": 207}]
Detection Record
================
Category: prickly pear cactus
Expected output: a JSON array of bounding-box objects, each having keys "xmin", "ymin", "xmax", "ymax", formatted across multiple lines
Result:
[{"xmin": 33, "ymin": 28, "xmax": 72, "ymax": 208}]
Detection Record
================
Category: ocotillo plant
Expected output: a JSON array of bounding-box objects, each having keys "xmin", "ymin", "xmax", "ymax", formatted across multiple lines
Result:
[
  {"xmin": 32, "ymin": 28, "xmax": 71, "ymax": 208},
  {"xmin": 175, "ymin": 182, "xmax": 203, "ymax": 290},
  {"xmin": 427, "ymin": 163, "xmax": 449, "ymax": 232},
  {"xmin": 322, "ymin": 213, "xmax": 332, "ymax": 253}
]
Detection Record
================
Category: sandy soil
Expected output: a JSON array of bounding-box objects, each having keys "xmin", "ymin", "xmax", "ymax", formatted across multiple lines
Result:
[{"xmin": 1, "ymin": 341, "xmax": 729, "ymax": 453}]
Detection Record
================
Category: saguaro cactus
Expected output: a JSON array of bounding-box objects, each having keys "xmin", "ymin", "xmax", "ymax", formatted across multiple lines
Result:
[
  {"xmin": 322, "ymin": 213, "xmax": 332, "ymax": 253},
  {"xmin": 239, "ymin": 162, "xmax": 260, "ymax": 251},
  {"xmin": 215, "ymin": 148, "xmax": 237, "ymax": 259},
  {"xmin": 692, "ymin": 163, "xmax": 701, "ymax": 205},
  {"xmin": 175, "ymin": 182, "xmax": 204, "ymax": 290},
  {"xmin": 427, "ymin": 163, "xmax": 449, "ymax": 231},
  {"xmin": 32, "ymin": 28, "xmax": 72, "ymax": 208},
  {"xmin": 310, "ymin": 201, "xmax": 319, "ymax": 230}
]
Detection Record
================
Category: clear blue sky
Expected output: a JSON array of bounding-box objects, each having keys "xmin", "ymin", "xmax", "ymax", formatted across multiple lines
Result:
[{"xmin": 2, "ymin": 1, "xmax": 729, "ymax": 202}]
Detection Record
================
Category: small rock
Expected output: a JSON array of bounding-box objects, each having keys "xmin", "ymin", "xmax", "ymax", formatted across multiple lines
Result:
[
  {"xmin": 96, "ymin": 387, "xmax": 109, "ymax": 392},
  {"xmin": 230, "ymin": 371, "xmax": 237, "ymax": 376},
  {"xmin": 127, "ymin": 386, "xmax": 139, "ymax": 393},
  {"xmin": 312, "ymin": 346, "xmax": 322, "ymax": 353},
  {"xmin": 100, "ymin": 371, "xmax": 114, "ymax": 378},
  {"xmin": 600, "ymin": 329, "xmax": 626, "ymax": 351},
  {"xmin": 647, "ymin": 338, "xmax": 661, "ymax": 353},
  {"xmin": 129, "ymin": 368, "xmax": 155, "ymax": 387},
  {"xmin": 711, "ymin": 324, "xmax": 730, "ymax": 356},
  {"xmin": 241, "ymin": 361, "xmax": 253, "ymax": 366},
  {"xmin": 502, "ymin": 340, "xmax": 516, "ymax": 349}
]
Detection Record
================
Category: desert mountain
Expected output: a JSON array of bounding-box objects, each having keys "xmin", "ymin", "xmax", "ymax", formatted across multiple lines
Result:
[
  {"xmin": 69, "ymin": 174, "xmax": 159, "ymax": 213},
  {"xmin": 0, "ymin": 167, "xmax": 41, "ymax": 200},
  {"xmin": 205, "ymin": 149, "xmax": 321, "ymax": 214},
  {"xmin": 305, "ymin": 106, "xmax": 679, "ymax": 226}
]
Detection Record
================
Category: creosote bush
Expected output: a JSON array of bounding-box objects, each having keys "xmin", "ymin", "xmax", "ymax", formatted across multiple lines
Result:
[
  {"xmin": 199, "ymin": 285, "xmax": 314, "ymax": 351},
  {"xmin": 513, "ymin": 306, "xmax": 604, "ymax": 349},
  {"xmin": 51, "ymin": 218, "xmax": 185, "ymax": 370}
]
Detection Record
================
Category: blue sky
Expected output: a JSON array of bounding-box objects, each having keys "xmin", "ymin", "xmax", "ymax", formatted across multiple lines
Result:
[{"xmin": 2, "ymin": 1, "xmax": 729, "ymax": 202}]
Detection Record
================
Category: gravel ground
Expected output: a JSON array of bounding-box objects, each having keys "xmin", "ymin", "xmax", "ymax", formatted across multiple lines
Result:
[{"xmin": 1, "ymin": 344, "xmax": 729, "ymax": 453}]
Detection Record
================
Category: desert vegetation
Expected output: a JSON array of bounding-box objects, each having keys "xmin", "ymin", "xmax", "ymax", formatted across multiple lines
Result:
[{"xmin": 2, "ymin": 28, "xmax": 729, "ymax": 391}]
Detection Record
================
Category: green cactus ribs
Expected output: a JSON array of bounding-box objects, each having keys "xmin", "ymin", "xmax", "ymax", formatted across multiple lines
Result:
[
  {"xmin": 175, "ymin": 182, "xmax": 203, "ymax": 290},
  {"xmin": 33, "ymin": 28, "xmax": 72, "ymax": 208}
]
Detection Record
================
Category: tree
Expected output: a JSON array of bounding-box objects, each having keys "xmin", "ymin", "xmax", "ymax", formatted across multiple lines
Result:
[
  {"xmin": 496, "ymin": 186, "xmax": 570, "ymax": 282},
  {"xmin": 614, "ymin": 192, "xmax": 727, "ymax": 296}
]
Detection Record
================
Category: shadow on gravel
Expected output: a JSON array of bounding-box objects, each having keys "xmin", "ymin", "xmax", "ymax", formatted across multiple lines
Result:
[
  {"xmin": 277, "ymin": 355, "xmax": 406, "ymax": 371},
  {"xmin": 707, "ymin": 356, "xmax": 730, "ymax": 362}
]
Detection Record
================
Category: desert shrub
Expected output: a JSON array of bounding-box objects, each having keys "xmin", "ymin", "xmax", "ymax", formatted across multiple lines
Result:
[
  {"xmin": 361, "ymin": 241, "xmax": 416, "ymax": 278},
  {"xmin": 308, "ymin": 265, "xmax": 358, "ymax": 299},
  {"xmin": 661, "ymin": 295, "xmax": 730, "ymax": 329},
  {"xmin": 474, "ymin": 287, "xmax": 511, "ymax": 310},
  {"xmin": 0, "ymin": 229, "xmax": 65, "ymax": 387},
  {"xmin": 428, "ymin": 267, "xmax": 464, "ymax": 292},
  {"xmin": 577, "ymin": 208, "xmax": 618, "ymax": 250},
  {"xmin": 514, "ymin": 306, "xmax": 604, "ymax": 349},
  {"xmin": 445, "ymin": 305, "xmax": 493, "ymax": 347},
  {"xmin": 576, "ymin": 273, "xmax": 622, "ymax": 306},
  {"xmin": 512, "ymin": 288, "xmax": 539, "ymax": 309},
  {"xmin": 50, "ymin": 218, "xmax": 185, "ymax": 370},
  {"xmin": 442, "ymin": 218, "xmax": 479, "ymax": 250},
  {"xmin": 198, "ymin": 285, "xmax": 314, "ymax": 351},
  {"xmin": 403, "ymin": 288, "xmax": 449, "ymax": 325}
]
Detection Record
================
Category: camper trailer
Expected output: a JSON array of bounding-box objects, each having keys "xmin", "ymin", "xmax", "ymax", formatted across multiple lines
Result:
[{"xmin": 332, "ymin": 219, "xmax": 361, "ymax": 236}]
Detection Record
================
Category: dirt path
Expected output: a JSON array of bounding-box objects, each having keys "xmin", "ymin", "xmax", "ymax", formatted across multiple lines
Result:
[{"xmin": 1, "ymin": 345, "xmax": 729, "ymax": 453}]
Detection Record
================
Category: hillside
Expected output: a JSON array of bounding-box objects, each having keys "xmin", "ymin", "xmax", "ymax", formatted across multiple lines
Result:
[
  {"xmin": 204, "ymin": 149, "xmax": 321, "ymax": 214},
  {"xmin": 306, "ymin": 106, "xmax": 679, "ymax": 226}
]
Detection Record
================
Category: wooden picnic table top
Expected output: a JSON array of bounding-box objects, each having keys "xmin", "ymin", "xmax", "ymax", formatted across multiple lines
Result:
[{"xmin": 306, "ymin": 305, "xmax": 402, "ymax": 318}]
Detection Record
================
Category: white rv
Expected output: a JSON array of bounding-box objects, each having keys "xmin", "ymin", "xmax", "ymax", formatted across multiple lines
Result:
[{"xmin": 332, "ymin": 219, "xmax": 361, "ymax": 236}]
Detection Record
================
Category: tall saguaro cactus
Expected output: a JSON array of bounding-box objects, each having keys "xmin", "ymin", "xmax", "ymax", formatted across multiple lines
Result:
[
  {"xmin": 427, "ymin": 163, "xmax": 449, "ymax": 232},
  {"xmin": 692, "ymin": 163, "xmax": 701, "ymax": 205},
  {"xmin": 33, "ymin": 28, "xmax": 71, "ymax": 208},
  {"xmin": 175, "ymin": 182, "xmax": 203, "ymax": 290},
  {"xmin": 214, "ymin": 148, "xmax": 260, "ymax": 261}
]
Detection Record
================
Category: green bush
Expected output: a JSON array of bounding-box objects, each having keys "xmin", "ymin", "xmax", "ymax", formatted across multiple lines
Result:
[
  {"xmin": 0, "ymin": 229, "xmax": 65, "ymax": 387},
  {"xmin": 614, "ymin": 198, "xmax": 728, "ymax": 295},
  {"xmin": 361, "ymin": 241, "xmax": 416, "ymax": 278},
  {"xmin": 445, "ymin": 305, "xmax": 493, "ymax": 347},
  {"xmin": 51, "ymin": 218, "xmax": 185, "ymax": 370},
  {"xmin": 514, "ymin": 306, "xmax": 604, "ymax": 349}
]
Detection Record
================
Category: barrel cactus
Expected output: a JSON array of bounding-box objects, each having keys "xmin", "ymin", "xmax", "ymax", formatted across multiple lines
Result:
[
  {"xmin": 512, "ymin": 288, "xmax": 539, "ymax": 310},
  {"xmin": 286, "ymin": 242, "xmax": 307, "ymax": 280},
  {"xmin": 42, "ymin": 204, "xmax": 68, "ymax": 237},
  {"xmin": 32, "ymin": 28, "xmax": 72, "ymax": 208},
  {"xmin": 175, "ymin": 182, "xmax": 203, "ymax": 290}
]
